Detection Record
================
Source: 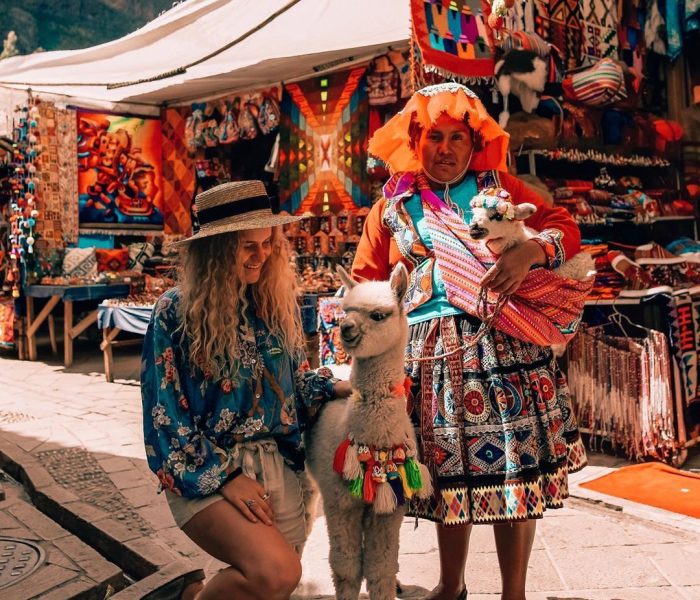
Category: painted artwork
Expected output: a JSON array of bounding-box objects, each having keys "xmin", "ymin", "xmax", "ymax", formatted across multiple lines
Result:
[
  {"xmin": 278, "ymin": 67, "xmax": 370, "ymax": 215},
  {"xmin": 77, "ymin": 111, "xmax": 164, "ymax": 231}
]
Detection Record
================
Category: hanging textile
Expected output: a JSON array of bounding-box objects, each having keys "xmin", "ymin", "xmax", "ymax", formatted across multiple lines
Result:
[
  {"xmin": 568, "ymin": 325, "xmax": 678, "ymax": 464},
  {"xmin": 35, "ymin": 102, "xmax": 64, "ymax": 250},
  {"xmin": 580, "ymin": 0, "xmax": 621, "ymax": 64},
  {"xmin": 668, "ymin": 291, "xmax": 700, "ymax": 424},
  {"xmin": 543, "ymin": 0, "xmax": 583, "ymax": 70},
  {"xmin": 503, "ymin": 0, "xmax": 535, "ymax": 31},
  {"xmin": 278, "ymin": 67, "xmax": 370, "ymax": 215},
  {"xmin": 56, "ymin": 108, "xmax": 79, "ymax": 246},
  {"xmin": 77, "ymin": 110, "xmax": 165, "ymax": 234},
  {"xmin": 410, "ymin": 0, "xmax": 495, "ymax": 82},
  {"xmin": 161, "ymin": 107, "xmax": 195, "ymax": 236},
  {"xmin": 666, "ymin": 0, "xmax": 684, "ymax": 60}
]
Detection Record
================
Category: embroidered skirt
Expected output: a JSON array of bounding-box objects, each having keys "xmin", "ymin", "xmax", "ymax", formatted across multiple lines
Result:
[{"xmin": 406, "ymin": 314, "xmax": 587, "ymax": 526}]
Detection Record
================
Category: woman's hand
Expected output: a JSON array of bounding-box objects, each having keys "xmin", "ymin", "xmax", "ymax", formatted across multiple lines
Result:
[
  {"xmin": 480, "ymin": 240, "xmax": 547, "ymax": 296},
  {"xmin": 220, "ymin": 474, "xmax": 274, "ymax": 525}
]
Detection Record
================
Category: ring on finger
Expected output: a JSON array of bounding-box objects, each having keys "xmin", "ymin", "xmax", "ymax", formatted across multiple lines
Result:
[
  {"xmin": 261, "ymin": 493, "xmax": 270, "ymax": 501},
  {"xmin": 244, "ymin": 499, "xmax": 256, "ymax": 509}
]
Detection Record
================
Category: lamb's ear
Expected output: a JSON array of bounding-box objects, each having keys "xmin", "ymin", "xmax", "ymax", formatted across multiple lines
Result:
[
  {"xmin": 336, "ymin": 266, "xmax": 357, "ymax": 291},
  {"xmin": 513, "ymin": 203, "xmax": 537, "ymax": 221},
  {"xmin": 389, "ymin": 262, "xmax": 409, "ymax": 304}
]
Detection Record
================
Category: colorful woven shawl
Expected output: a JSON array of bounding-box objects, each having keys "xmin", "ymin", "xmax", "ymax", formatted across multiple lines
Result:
[{"xmin": 412, "ymin": 173, "xmax": 591, "ymax": 346}]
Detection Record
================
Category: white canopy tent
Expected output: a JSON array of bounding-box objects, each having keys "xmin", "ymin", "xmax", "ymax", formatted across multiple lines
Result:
[{"xmin": 0, "ymin": 0, "xmax": 410, "ymax": 115}]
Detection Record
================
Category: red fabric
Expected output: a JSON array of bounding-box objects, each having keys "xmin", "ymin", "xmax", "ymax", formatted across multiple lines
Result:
[
  {"xmin": 95, "ymin": 248, "xmax": 129, "ymax": 273},
  {"xmin": 353, "ymin": 171, "xmax": 581, "ymax": 282}
]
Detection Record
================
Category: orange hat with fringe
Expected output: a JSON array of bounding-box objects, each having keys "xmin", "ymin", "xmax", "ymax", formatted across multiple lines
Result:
[{"xmin": 368, "ymin": 82, "xmax": 510, "ymax": 174}]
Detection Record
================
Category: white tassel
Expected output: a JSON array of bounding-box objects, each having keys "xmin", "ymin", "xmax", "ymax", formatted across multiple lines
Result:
[
  {"xmin": 342, "ymin": 446, "xmax": 363, "ymax": 480},
  {"xmin": 415, "ymin": 463, "xmax": 433, "ymax": 499},
  {"xmin": 374, "ymin": 481, "xmax": 397, "ymax": 514}
]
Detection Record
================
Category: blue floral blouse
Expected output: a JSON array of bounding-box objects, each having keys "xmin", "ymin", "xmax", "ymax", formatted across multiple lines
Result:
[{"xmin": 141, "ymin": 288, "xmax": 337, "ymax": 498}]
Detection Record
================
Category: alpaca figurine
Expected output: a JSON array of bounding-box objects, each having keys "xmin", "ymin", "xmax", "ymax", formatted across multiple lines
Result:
[
  {"xmin": 305, "ymin": 263, "xmax": 432, "ymax": 600},
  {"xmin": 468, "ymin": 187, "xmax": 595, "ymax": 282}
]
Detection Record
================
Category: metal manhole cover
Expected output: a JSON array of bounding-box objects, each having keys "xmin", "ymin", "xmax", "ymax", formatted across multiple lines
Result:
[{"xmin": 0, "ymin": 537, "xmax": 45, "ymax": 590}]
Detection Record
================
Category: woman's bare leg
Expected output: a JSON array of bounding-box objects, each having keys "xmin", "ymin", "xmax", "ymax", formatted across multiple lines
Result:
[
  {"xmin": 423, "ymin": 522, "xmax": 471, "ymax": 600},
  {"xmin": 493, "ymin": 520, "xmax": 536, "ymax": 600},
  {"xmin": 181, "ymin": 499, "xmax": 301, "ymax": 600}
]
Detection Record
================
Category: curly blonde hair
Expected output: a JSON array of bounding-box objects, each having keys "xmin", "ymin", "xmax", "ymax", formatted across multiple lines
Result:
[{"xmin": 177, "ymin": 226, "xmax": 302, "ymax": 380}]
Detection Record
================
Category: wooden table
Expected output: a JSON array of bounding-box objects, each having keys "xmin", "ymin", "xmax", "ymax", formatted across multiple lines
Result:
[
  {"xmin": 97, "ymin": 302, "xmax": 153, "ymax": 382},
  {"xmin": 24, "ymin": 284, "xmax": 130, "ymax": 366}
]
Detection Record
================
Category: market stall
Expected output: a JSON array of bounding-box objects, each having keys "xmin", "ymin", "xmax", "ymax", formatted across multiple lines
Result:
[{"xmin": 1, "ymin": 0, "xmax": 699, "ymax": 464}]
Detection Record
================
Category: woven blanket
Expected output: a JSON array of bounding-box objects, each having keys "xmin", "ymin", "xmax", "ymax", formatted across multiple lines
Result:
[
  {"xmin": 416, "ymin": 178, "xmax": 591, "ymax": 346},
  {"xmin": 411, "ymin": 0, "xmax": 495, "ymax": 81}
]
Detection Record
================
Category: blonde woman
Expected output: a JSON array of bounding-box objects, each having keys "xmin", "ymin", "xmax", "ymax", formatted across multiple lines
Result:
[{"xmin": 141, "ymin": 181, "xmax": 350, "ymax": 600}]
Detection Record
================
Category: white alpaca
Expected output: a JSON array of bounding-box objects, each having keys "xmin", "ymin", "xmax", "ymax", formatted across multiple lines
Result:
[
  {"xmin": 467, "ymin": 189, "xmax": 595, "ymax": 281},
  {"xmin": 305, "ymin": 263, "xmax": 432, "ymax": 600}
]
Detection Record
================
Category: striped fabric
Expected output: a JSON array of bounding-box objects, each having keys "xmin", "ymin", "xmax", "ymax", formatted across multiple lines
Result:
[
  {"xmin": 415, "ymin": 174, "xmax": 590, "ymax": 346},
  {"xmin": 565, "ymin": 58, "xmax": 626, "ymax": 107}
]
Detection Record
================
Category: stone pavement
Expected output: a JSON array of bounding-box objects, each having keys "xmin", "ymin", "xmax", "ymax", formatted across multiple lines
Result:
[{"xmin": 0, "ymin": 345, "xmax": 699, "ymax": 599}]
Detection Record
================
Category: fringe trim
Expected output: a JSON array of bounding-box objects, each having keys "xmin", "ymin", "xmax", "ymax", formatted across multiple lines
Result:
[{"xmin": 422, "ymin": 64, "xmax": 494, "ymax": 86}]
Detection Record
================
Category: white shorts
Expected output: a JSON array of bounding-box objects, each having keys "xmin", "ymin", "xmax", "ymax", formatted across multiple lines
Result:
[{"xmin": 165, "ymin": 439, "xmax": 308, "ymax": 551}]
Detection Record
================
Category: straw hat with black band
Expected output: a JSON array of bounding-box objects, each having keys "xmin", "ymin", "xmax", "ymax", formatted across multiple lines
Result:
[{"xmin": 176, "ymin": 180, "xmax": 303, "ymax": 246}]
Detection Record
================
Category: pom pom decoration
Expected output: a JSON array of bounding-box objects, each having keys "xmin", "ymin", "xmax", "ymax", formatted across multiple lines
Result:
[
  {"xmin": 332, "ymin": 437, "xmax": 432, "ymax": 513},
  {"xmin": 6, "ymin": 92, "xmax": 43, "ymax": 297},
  {"xmin": 333, "ymin": 437, "xmax": 352, "ymax": 474}
]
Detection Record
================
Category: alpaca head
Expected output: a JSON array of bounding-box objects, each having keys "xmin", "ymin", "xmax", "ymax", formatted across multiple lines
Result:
[
  {"xmin": 336, "ymin": 263, "xmax": 409, "ymax": 360},
  {"xmin": 468, "ymin": 187, "xmax": 536, "ymax": 250}
]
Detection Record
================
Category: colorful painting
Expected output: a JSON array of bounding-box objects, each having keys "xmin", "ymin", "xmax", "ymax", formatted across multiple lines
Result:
[
  {"xmin": 278, "ymin": 67, "xmax": 370, "ymax": 215},
  {"xmin": 77, "ymin": 111, "xmax": 164, "ymax": 231},
  {"xmin": 411, "ymin": 0, "xmax": 495, "ymax": 81}
]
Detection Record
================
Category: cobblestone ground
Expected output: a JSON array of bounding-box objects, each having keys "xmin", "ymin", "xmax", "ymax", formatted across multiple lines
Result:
[{"xmin": 0, "ymin": 345, "xmax": 699, "ymax": 599}]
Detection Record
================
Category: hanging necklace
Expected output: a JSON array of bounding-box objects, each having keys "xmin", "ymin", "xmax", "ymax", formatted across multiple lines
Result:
[{"xmin": 422, "ymin": 148, "xmax": 474, "ymax": 220}]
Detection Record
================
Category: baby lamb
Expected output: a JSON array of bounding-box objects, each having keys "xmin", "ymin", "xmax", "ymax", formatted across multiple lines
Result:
[
  {"xmin": 468, "ymin": 186, "xmax": 595, "ymax": 282},
  {"xmin": 305, "ymin": 263, "xmax": 432, "ymax": 600}
]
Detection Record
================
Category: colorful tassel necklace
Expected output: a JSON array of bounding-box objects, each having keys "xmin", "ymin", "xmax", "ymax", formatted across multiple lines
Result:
[{"xmin": 332, "ymin": 377, "xmax": 431, "ymax": 514}]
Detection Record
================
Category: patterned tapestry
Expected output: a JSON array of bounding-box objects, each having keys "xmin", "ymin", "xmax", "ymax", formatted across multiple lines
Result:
[
  {"xmin": 161, "ymin": 107, "xmax": 195, "ymax": 236},
  {"xmin": 411, "ymin": 0, "xmax": 495, "ymax": 81},
  {"xmin": 670, "ymin": 292, "xmax": 700, "ymax": 425},
  {"xmin": 580, "ymin": 0, "xmax": 620, "ymax": 65},
  {"xmin": 57, "ymin": 108, "xmax": 79, "ymax": 246},
  {"xmin": 547, "ymin": 0, "xmax": 583, "ymax": 71},
  {"xmin": 278, "ymin": 67, "xmax": 370, "ymax": 215},
  {"xmin": 77, "ymin": 110, "xmax": 164, "ymax": 232},
  {"xmin": 35, "ymin": 102, "xmax": 60, "ymax": 249},
  {"xmin": 37, "ymin": 104, "xmax": 79, "ymax": 248}
]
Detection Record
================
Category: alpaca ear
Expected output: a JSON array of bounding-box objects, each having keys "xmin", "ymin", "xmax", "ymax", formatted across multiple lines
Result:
[
  {"xmin": 389, "ymin": 262, "xmax": 409, "ymax": 304},
  {"xmin": 336, "ymin": 266, "xmax": 357, "ymax": 291},
  {"xmin": 513, "ymin": 203, "xmax": 537, "ymax": 221}
]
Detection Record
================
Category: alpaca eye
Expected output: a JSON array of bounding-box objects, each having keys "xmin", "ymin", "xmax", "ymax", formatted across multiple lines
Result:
[
  {"xmin": 370, "ymin": 311, "xmax": 387, "ymax": 322},
  {"xmin": 491, "ymin": 213, "xmax": 503, "ymax": 222}
]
